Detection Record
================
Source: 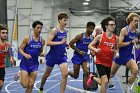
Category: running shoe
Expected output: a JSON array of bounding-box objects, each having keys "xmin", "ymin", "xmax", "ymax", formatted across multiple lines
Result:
[
  {"xmin": 87, "ymin": 73, "xmax": 94, "ymax": 87},
  {"xmin": 125, "ymin": 84, "xmax": 131, "ymax": 93},
  {"xmin": 108, "ymin": 85, "xmax": 115, "ymax": 90},
  {"xmin": 38, "ymin": 90, "xmax": 43, "ymax": 93}
]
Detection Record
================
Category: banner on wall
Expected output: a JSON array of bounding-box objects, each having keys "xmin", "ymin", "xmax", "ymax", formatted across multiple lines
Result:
[{"xmin": 11, "ymin": 13, "xmax": 18, "ymax": 61}]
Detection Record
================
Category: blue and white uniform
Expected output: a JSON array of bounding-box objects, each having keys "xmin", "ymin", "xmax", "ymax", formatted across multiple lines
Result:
[
  {"xmin": 114, "ymin": 26, "xmax": 138, "ymax": 65},
  {"xmin": 46, "ymin": 27, "xmax": 67, "ymax": 67},
  {"xmin": 20, "ymin": 35, "xmax": 42, "ymax": 73},
  {"xmin": 72, "ymin": 33, "xmax": 93, "ymax": 64}
]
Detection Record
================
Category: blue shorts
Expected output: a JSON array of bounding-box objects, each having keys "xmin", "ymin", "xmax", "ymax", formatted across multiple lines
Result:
[
  {"xmin": 136, "ymin": 48, "xmax": 140, "ymax": 61},
  {"xmin": 20, "ymin": 60, "xmax": 39, "ymax": 73},
  {"xmin": 46, "ymin": 54, "xmax": 67, "ymax": 67},
  {"xmin": 114, "ymin": 54, "xmax": 134, "ymax": 65},
  {"xmin": 71, "ymin": 54, "xmax": 89, "ymax": 65}
]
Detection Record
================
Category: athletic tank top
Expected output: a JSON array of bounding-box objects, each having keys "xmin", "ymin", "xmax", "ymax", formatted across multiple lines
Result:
[
  {"xmin": 74, "ymin": 32, "xmax": 93, "ymax": 55},
  {"xmin": 96, "ymin": 32, "xmax": 116, "ymax": 67},
  {"xmin": 119, "ymin": 26, "xmax": 137, "ymax": 57},
  {"xmin": 0, "ymin": 42, "xmax": 9, "ymax": 68},
  {"xmin": 22, "ymin": 35, "xmax": 42, "ymax": 64},
  {"xmin": 48, "ymin": 27, "xmax": 67, "ymax": 55}
]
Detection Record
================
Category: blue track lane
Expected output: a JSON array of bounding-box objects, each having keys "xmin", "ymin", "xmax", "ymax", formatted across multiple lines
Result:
[{"xmin": 1, "ymin": 63, "xmax": 123, "ymax": 93}]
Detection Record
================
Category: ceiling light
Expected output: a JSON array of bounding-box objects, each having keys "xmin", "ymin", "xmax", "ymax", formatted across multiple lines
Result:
[
  {"xmin": 85, "ymin": 0, "xmax": 90, "ymax": 1},
  {"xmin": 83, "ymin": 2, "xmax": 89, "ymax": 6}
]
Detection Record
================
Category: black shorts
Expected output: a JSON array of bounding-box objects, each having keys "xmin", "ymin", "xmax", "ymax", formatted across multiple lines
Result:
[
  {"xmin": 96, "ymin": 64, "xmax": 111, "ymax": 79},
  {"xmin": 0, "ymin": 68, "xmax": 5, "ymax": 81}
]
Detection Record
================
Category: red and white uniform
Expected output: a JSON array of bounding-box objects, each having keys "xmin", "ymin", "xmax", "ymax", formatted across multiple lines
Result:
[
  {"xmin": 96, "ymin": 32, "xmax": 116, "ymax": 67},
  {"xmin": 0, "ymin": 42, "xmax": 9, "ymax": 68}
]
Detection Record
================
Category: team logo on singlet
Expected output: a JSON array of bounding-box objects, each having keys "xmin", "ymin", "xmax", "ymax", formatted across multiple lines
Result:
[
  {"xmin": 104, "ymin": 42, "xmax": 116, "ymax": 51},
  {"xmin": 104, "ymin": 42, "xmax": 114, "ymax": 47},
  {"xmin": 129, "ymin": 35, "xmax": 136, "ymax": 39},
  {"xmin": 58, "ymin": 36, "xmax": 67, "ymax": 39},
  {"xmin": 83, "ymin": 41, "xmax": 91, "ymax": 44},
  {"xmin": 30, "ymin": 44, "xmax": 42, "ymax": 48}
]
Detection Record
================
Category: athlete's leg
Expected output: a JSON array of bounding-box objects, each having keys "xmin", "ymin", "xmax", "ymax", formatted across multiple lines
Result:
[
  {"xmin": 110, "ymin": 61, "xmax": 121, "ymax": 78},
  {"xmin": 20, "ymin": 70, "xmax": 29, "ymax": 88},
  {"xmin": 100, "ymin": 75, "xmax": 108, "ymax": 93},
  {"xmin": 26, "ymin": 71, "xmax": 37, "ymax": 93},
  {"xmin": 68, "ymin": 64, "xmax": 80, "ymax": 79},
  {"xmin": 87, "ymin": 64, "xmax": 106, "ymax": 87},
  {"xmin": 39, "ymin": 65, "xmax": 53, "ymax": 89},
  {"xmin": 126, "ymin": 60, "xmax": 138, "ymax": 84},
  {"xmin": 108, "ymin": 78, "xmax": 115, "ymax": 89},
  {"xmin": 0, "ymin": 80, "xmax": 4, "ymax": 91},
  {"xmin": 59, "ymin": 62, "xmax": 68, "ymax": 93},
  {"xmin": 81, "ymin": 61, "xmax": 89, "ymax": 90}
]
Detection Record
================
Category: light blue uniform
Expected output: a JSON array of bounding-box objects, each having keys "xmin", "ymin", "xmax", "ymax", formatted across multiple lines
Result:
[
  {"xmin": 46, "ymin": 27, "xmax": 67, "ymax": 67},
  {"xmin": 72, "ymin": 33, "xmax": 93, "ymax": 65},
  {"xmin": 20, "ymin": 35, "xmax": 42, "ymax": 73},
  {"xmin": 114, "ymin": 26, "xmax": 138, "ymax": 65}
]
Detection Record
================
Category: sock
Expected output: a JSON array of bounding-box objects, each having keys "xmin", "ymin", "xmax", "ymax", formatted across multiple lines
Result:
[{"xmin": 40, "ymin": 88, "xmax": 43, "ymax": 91}]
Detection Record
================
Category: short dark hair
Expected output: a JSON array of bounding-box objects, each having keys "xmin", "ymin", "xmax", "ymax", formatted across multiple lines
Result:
[
  {"xmin": 0, "ymin": 24, "xmax": 8, "ymax": 31},
  {"xmin": 58, "ymin": 12, "xmax": 69, "ymax": 20},
  {"xmin": 32, "ymin": 21, "xmax": 43, "ymax": 28},
  {"xmin": 86, "ymin": 22, "xmax": 95, "ymax": 27},
  {"xmin": 100, "ymin": 17, "xmax": 115, "ymax": 32}
]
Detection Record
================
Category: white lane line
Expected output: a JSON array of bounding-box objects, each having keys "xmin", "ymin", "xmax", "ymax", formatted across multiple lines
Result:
[
  {"xmin": 5, "ymin": 63, "xmax": 74, "ymax": 93},
  {"xmin": 34, "ymin": 64, "xmax": 74, "ymax": 91},
  {"xmin": 5, "ymin": 64, "xmax": 73, "ymax": 92},
  {"xmin": 45, "ymin": 83, "xmax": 60, "ymax": 92},
  {"xmin": 116, "ymin": 76, "xmax": 124, "ymax": 93},
  {"xmin": 66, "ymin": 85, "xmax": 96, "ymax": 93},
  {"xmin": 5, "ymin": 81, "xmax": 16, "ymax": 93},
  {"xmin": 35, "ymin": 68, "xmax": 83, "ymax": 93}
]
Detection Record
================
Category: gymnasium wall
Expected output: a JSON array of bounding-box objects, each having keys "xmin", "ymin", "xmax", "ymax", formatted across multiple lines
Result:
[{"xmin": 6, "ymin": 0, "xmax": 140, "ymax": 65}]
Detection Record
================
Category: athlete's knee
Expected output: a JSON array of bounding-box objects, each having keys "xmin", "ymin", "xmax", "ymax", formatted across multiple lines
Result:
[
  {"xmin": 20, "ymin": 81, "xmax": 28, "ymax": 88},
  {"xmin": 62, "ymin": 72, "xmax": 68, "ymax": 78},
  {"xmin": 0, "ymin": 81, "xmax": 4, "ymax": 88},
  {"xmin": 132, "ymin": 68, "xmax": 138, "ymax": 76},
  {"xmin": 0, "ymin": 80, "xmax": 4, "ymax": 85},
  {"xmin": 101, "ymin": 78, "xmax": 108, "ymax": 86},
  {"xmin": 28, "ymin": 82, "xmax": 34, "ymax": 88},
  {"xmin": 21, "ymin": 83, "xmax": 28, "ymax": 88}
]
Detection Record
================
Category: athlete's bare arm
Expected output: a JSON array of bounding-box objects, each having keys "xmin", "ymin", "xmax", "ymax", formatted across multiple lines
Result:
[
  {"xmin": 46, "ymin": 28, "xmax": 66, "ymax": 46},
  {"xmin": 69, "ymin": 34, "xmax": 86, "ymax": 55},
  {"xmin": 115, "ymin": 36, "xmax": 120, "ymax": 58},
  {"xmin": 19, "ymin": 36, "xmax": 32, "ymax": 59},
  {"xmin": 7, "ymin": 42, "xmax": 15, "ymax": 66},
  {"xmin": 39, "ymin": 38, "xmax": 45, "ymax": 56},
  {"xmin": 119, "ymin": 28, "xmax": 131, "ymax": 47},
  {"xmin": 88, "ymin": 34, "xmax": 102, "ymax": 53}
]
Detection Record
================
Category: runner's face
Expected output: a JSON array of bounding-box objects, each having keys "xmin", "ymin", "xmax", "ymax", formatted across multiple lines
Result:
[
  {"xmin": 0, "ymin": 30, "xmax": 8, "ymax": 40},
  {"xmin": 87, "ymin": 25, "xmax": 95, "ymax": 35},
  {"xmin": 130, "ymin": 16, "xmax": 139, "ymax": 28},
  {"xmin": 107, "ymin": 21, "xmax": 116, "ymax": 32},
  {"xmin": 34, "ymin": 24, "xmax": 42, "ymax": 35},
  {"xmin": 59, "ymin": 18, "xmax": 68, "ymax": 27}
]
